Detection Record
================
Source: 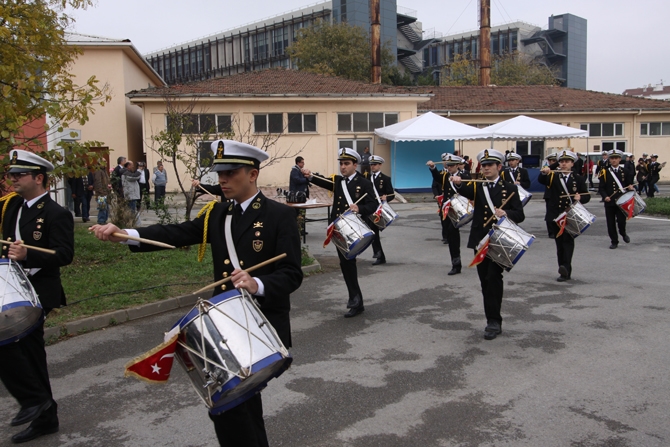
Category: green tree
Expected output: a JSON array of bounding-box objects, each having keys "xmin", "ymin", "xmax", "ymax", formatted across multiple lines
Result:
[
  {"xmin": 440, "ymin": 52, "xmax": 559, "ymax": 87},
  {"xmin": 0, "ymin": 0, "xmax": 110, "ymax": 169},
  {"xmin": 287, "ymin": 20, "xmax": 397, "ymax": 84}
]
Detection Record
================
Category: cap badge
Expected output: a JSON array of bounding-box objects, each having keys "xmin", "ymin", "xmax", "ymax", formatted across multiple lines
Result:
[
  {"xmin": 11, "ymin": 151, "xmax": 18, "ymax": 165},
  {"xmin": 216, "ymin": 141, "xmax": 225, "ymax": 159},
  {"xmin": 484, "ymin": 150, "xmax": 489, "ymax": 159}
]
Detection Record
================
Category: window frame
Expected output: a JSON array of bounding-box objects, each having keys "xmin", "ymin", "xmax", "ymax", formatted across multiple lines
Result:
[
  {"xmin": 640, "ymin": 121, "xmax": 670, "ymax": 136},
  {"xmin": 336, "ymin": 112, "xmax": 399, "ymax": 132},
  {"xmin": 287, "ymin": 113, "xmax": 317, "ymax": 133}
]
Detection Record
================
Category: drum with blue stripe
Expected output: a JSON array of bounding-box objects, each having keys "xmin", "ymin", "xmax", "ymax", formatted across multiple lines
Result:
[{"xmin": 0, "ymin": 259, "xmax": 43, "ymax": 346}]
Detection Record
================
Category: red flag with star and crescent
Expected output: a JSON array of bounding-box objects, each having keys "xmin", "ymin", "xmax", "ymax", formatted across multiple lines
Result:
[
  {"xmin": 124, "ymin": 329, "xmax": 179, "ymax": 383},
  {"xmin": 441, "ymin": 200, "xmax": 451, "ymax": 221},
  {"xmin": 469, "ymin": 238, "xmax": 490, "ymax": 268},
  {"xmin": 372, "ymin": 204, "xmax": 384, "ymax": 224},
  {"xmin": 323, "ymin": 221, "xmax": 335, "ymax": 247},
  {"xmin": 620, "ymin": 196, "xmax": 635, "ymax": 220},
  {"xmin": 435, "ymin": 194, "xmax": 444, "ymax": 210},
  {"xmin": 555, "ymin": 212, "xmax": 568, "ymax": 238}
]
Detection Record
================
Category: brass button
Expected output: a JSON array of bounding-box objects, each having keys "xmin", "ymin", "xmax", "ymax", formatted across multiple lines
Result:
[
  {"xmin": 224, "ymin": 259, "xmax": 230, "ymax": 265},
  {"xmin": 222, "ymin": 272, "xmax": 228, "ymax": 278},
  {"xmin": 239, "ymin": 260, "xmax": 244, "ymax": 266},
  {"xmin": 221, "ymin": 285, "xmax": 226, "ymax": 291}
]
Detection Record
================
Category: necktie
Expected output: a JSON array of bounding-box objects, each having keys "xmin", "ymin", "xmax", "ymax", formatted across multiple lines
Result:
[{"xmin": 233, "ymin": 203, "xmax": 243, "ymax": 225}]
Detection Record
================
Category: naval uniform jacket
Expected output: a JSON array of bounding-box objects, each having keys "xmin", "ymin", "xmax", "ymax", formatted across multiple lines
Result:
[
  {"xmin": 365, "ymin": 171, "xmax": 395, "ymax": 203},
  {"xmin": 0, "ymin": 194, "xmax": 74, "ymax": 309},
  {"xmin": 648, "ymin": 161, "xmax": 663, "ymax": 183},
  {"xmin": 129, "ymin": 192, "xmax": 302, "ymax": 347},
  {"xmin": 598, "ymin": 166, "xmax": 633, "ymax": 207},
  {"xmin": 538, "ymin": 171, "xmax": 591, "ymax": 222},
  {"xmin": 457, "ymin": 179, "xmax": 525, "ymax": 250},
  {"xmin": 501, "ymin": 167, "xmax": 531, "ymax": 190},
  {"xmin": 430, "ymin": 168, "xmax": 472, "ymax": 198},
  {"xmin": 309, "ymin": 172, "xmax": 378, "ymax": 223}
]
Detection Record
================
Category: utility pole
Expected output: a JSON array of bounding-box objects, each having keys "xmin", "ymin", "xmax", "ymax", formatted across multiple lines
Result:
[{"xmin": 479, "ymin": 0, "xmax": 491, "ymax": 86}]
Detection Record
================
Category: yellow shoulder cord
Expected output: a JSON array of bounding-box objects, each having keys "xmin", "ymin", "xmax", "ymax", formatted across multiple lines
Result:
[
  {"xmin": 442, "ymin": 171, "xmax": 447, "ymax": 192},
  {"xmin": 195, "ymin": 201, "xmax": 217, "ymax": 262},
  {"xmin": 0, "ymin": 192, "xmax": 19, "ymax": 230},
  {"xmin": 329, "ymin": 174, "xmax": 336, "ymax": 197},
  {"xmin": 549, "ymin": 171, "xmax": 555, "ymax": 187}
]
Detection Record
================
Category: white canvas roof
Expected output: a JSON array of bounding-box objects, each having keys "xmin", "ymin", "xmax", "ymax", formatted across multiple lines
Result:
[
  {"xmin": 374, "ymin": 111, "xmax": 489, "ymax": 142},
  {"xmin": 482, "ymin": 115, "xmax": 588, "ymax": 140}
]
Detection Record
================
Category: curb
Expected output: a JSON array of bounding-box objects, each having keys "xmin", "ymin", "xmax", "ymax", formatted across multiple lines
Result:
[{"xmin": 44, "ymin": 259, "xmax": 322, "ymax": 342}]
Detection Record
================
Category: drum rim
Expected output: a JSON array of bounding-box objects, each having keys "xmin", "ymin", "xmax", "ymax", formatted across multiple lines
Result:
[
  {"xmin": 0, "ymin": 315, "xmax": 44, "ymax": 347},
  {"xmin": 173, "ymin": 289, "xmax": 243, "ymax": 330}
]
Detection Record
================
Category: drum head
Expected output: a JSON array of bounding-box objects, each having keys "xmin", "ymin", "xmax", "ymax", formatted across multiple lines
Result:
[{"xmin": 0, "ymin": 260, "xmax": 43, "ymax": 346}]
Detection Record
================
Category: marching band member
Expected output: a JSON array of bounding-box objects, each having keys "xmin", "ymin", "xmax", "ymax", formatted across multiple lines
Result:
[
  {"xmin": 430, "ymin": 153, "xmax": 450, "ymax": 244},
  {"xmin": 598, "ymin": 149, "xmax": 635, "ymax": 249},
  {"xmin": 92, "ymin": 140, "xmax": 303, "ymax": 447},
  {"xmin": 452, "ymin": 149, "xmax": 524, "ymax": 340},
  {"xmin": 427, "ymin": 154, "xmax": 471, "ymax": 275},
  {"xmin": 303, "ymin": 148, "xmax": 377, "ymax": 318},
  {"xmin": 0, "ymin": 150, "xmax": 74, "ymax": 443},
  {"xmin": 365, "ymin": 155, "xmax": 395, "ymax": 266},
  {"xmin": 543, "ymin": 152, "xmax": 558, "ymax": 238},
  {"xmin": 538, "ymin": 150, "xmax": 591, "ymax": 282},
  {"xmin": 501, "ymin": 152, "xmax": 531, "ymax": 189}
]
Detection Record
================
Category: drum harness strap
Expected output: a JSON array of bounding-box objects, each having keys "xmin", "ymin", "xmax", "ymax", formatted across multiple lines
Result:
[
  {"xmin": 370, "ymin": 174, "xmax": 382, "ymax": 204},
  {"xmin": 609, "ymin": 168, "xmax": 625, "ymax": 193},
  {"xmin": 482, "ymin": 181, "xmax": 497, "ymax": 228},
  {"xmin": 559, "ymin": 174, "xmax": 573, "ymax": 205},
  {"xmin": 341, "ymin": 179, "xmax": 354, "ymax": 210}
]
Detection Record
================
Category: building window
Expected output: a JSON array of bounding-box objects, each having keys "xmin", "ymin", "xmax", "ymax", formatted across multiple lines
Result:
[
  {"xmin": 198, "ymin": 142, "xmax": 213, "ymax": 168},
  {"xmin": 166, "ymin": 114, "xmax": 234, "ymax": 134},
  {"xmin": 580, "ymin": 123, "xmax": 624, "ymax": 137},
  {"xmin": 288, "ymin": 113, "xmax": 317, "ymax": 133},
  {"xmin": 640, "ymin": 122, "xmax": 670, "ymax": 136},
  {"xmin": 337, "ymin": 113, "xmax": 399, "ymax": 132},
  {"xmin": 254, "ymin": 113, "xmax": 283, "ymax": 133},
  {"xmin": 217, "ymin": 115, "xmax": 232, "ymax": 133}
]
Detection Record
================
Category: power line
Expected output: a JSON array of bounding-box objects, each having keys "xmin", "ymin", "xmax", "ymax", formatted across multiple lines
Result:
[{"xmin": 445, "ymin": 0, "xmax": 476, "ymax": 35}]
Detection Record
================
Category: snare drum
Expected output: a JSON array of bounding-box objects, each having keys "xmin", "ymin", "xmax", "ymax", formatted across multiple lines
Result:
[
  {"xmin": 517, "ymin": 185, "xmax": 533, "ymax": 206},
  {"xmin": 486, "ymin": 217, "xmax": 535, "ymax": 270},
  {"xmin": 556, "ymin": 202, "xmax": 596, "ymax": 238},
  {"xmin": 446, "ymin": 195, "xmax": 474, "ymax": 228},
  {"xmin": 0, "ymin": 260, "xmax": 43, "ymax": 346},
  {"xmin": 172, "ymin": 290, "xmax": 292, "ymax": 415},
  {"xmin": 616, "ymin": 191, "xmax": 646, "ymax": 218},
  {"xmin": 331, "ymin": 211, "xmax": 374, "ymax": 260},
  {"xmin": 369, "ymin": 201, "xmax": 399, "ymax": 230}
]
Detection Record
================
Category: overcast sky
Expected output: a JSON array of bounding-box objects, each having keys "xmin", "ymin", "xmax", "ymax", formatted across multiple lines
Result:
[{"xmin": 68, "ymin": 0, "xmax": 667, "ymax": 94}]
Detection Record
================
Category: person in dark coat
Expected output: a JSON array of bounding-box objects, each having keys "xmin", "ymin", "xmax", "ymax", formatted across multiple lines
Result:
[
  {"xmin": 646, "ymin": 154, "xmax": 664, "ymax": 198},
  {"xmin": 365, "ymin": 155, "xmax": 395, "ymax": 265},
  {"xmin": 302, "ymin": 148, "xmax": 377, "ymax": 318},
  {"xmin": 0, "ymin": 150, "xmax": 74, "ymax": 444},
  {"xmin": 428, "ymin": 153, "xmax": 471, "ymax": 275},
  {"xmin": 538, "ymin": 150, "xmax": 591, "ymax": 282},
  {"xmin": 289, "ymin": 156, "xmax": 310, "ymax": 235},
  {"xmin": 501, "ymin": 152, "xmax": 531, "ymax": 190},
  {"xmin": 598, "ymin": 149, "xmax": 635, "ymax": 249},
  {"xmin": 452, "ymin": 149, "xmax": 525, "ymax": 341},
  {"xmin": 111, "ymin": 156, "xmax": 126, "ymax": 197},
  {"xmin": 92, "ymin": 140, "xmax": 302, "ymax": 447}
]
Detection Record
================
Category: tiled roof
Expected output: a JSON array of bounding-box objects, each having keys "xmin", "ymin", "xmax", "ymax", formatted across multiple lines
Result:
[
  {"xmin": 127, "ymin": 68, "xmax": 432, "ymax": 98},
  {"xmin": 421, "ymin": 85, "xmax": 670, "ymax": 113}
]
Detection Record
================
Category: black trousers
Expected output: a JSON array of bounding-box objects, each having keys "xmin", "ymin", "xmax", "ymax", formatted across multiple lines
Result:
[
  {"xmin": 210, "ymin": 393, "xmax": 268, "ymax": 447},
  {"xmin": 551, "ymin": 221, "xmax": 575, "ymax": 277},
  {"xmin": 647, "ymin": 179, "xmax": 657, "ymax": 197},
  {"xmin": 371, "ymin": 225, "xmax": 384, "ymax": 258},
  {"xmin": 337, "ymin": 249, "xmax": 363, "ymax": 302},
  {"xmin": 604, "ymin": 205, "xmax": 627, "ymax": 244},
  {"xmin": 475, "ymin": 255, "xmax": 505, "ymax": 325},
  {"xmin": 444, "ymin": 216, "xmax": 461, "ymax": 264},
  {"xmin": 0, "ymin": 317, "xmax": 58, "ymax": 429},
  {"xmin": 545, "ymin": 199, "xmax": 555, "ymax": 236}
]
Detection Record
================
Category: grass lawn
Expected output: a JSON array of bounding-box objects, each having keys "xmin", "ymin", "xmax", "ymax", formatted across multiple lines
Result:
[
  {"xmin": 643, "ymin": 197, "xmax": 670, "ymax": 216},
  {"xmin": 49, "ymin": 226, "xmax": 214, "ymax": 327}
]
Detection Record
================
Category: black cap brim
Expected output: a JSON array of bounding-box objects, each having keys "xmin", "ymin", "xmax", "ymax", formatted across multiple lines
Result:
[{"xmin": 211, "ymin": 163, "xmax": 257, "ymax": 172}]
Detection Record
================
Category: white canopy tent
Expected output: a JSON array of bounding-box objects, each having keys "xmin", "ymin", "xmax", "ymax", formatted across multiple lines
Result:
[
  {"xmin": 481, "ymin": 115, "xmax": 588, "ymax": 141},
  {"xmin": 374, "ymin": 111, "xmax": 490, "ymax": 141},
  {"xmin": 374, "ymin": 112, "xmax": 489, "ymax": 190}
]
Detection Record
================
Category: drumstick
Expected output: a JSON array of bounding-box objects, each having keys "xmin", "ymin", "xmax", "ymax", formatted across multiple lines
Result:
[
  {"xmin": 559, "ymin": 192, "xmax": 592, "ymax": 198},
  {"xmin": 483, "ymin": 192, "xmax": 516, "ymax": 227},
  {"xmin": 193, "ymin": 253, "xmax": 287, "ymax": 294},
  {"xmin": 106, "ymin": 232, "xmax": 177, "ymax": 249},
  {"xmin": 195, "ymin": 183, "xmax": 217, "ymax": 198},
  {"xmin": 0, "ymin": 239, "xmax": 56, "ymax": 255},
  {"xmin": 352, "ymin": 193, "xmax": 368, "ymax": 206}
]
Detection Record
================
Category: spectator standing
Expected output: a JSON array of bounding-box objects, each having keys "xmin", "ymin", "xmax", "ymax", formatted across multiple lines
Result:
[
  {"xmin": 153, "ymin": 162, "xmax": 167, "ymax": 205},
  {"xmin": 121, "ymin": 161, "xmax": 141, "ymax": 214},
  {"xmin": 636, "ymin": 158, "xmax": 649, "ymax": 195},
  {"xmin": 92, "ymin": 162, "xmax": 111, "ymax": 224},
  {"xmin": 289, "ymin": 156, "xmax": 310, "ymax": 235},
  {"xmin": 360, "ymin": 146, "xmax": 371, "ymax": 177},
  {"xmin": 111, "ymin": 156, "xmax": 126, "ymax": 197},
  {"xmin": 137, "ymin": 162, "xmax": 150, "ymax": 209}
]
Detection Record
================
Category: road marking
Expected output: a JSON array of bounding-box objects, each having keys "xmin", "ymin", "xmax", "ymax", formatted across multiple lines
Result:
[{"xmin": 634, "ymin": 216, "xmax": 670, "ymax": 222}]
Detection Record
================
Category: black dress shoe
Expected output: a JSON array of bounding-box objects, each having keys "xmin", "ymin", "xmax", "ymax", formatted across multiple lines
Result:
[
  {"xmin": 558, "ymin": 265, "xmax": 569, "ymax": 278},
  {"xmin": 347, "ymin": 294, "xmax": 362, "ymax": 309},
  {"xmin": 344, "ymin": 306, "xmax": 364, "ymax": 318},
  {"xmin": 11, "ymin": 425, "xmax": 59, "ymax": 444},
  {"xmin": 442, "ymin": 239, "xmax": 448, "ymax": 244},
  {"xmin": 372, "ymin": 258, "xmax": 386, "ymax": 265},
  {"xmin": 447, "ymin": 265, "xmax": 461, "ymax": 275},
  {"xmin": 547, "ymin": 233, "xmax": 555, "ymax": 239},
  {"xmin": 484, "ymin": 322, "xmax": 501, "ymax": 340},
  {"xmin": 623, "ymin": 234, "xmax": 630, "ymax": 243},
  {"xmin": 556, "ymin": 276, "xmax": 569, "ymax": 282},
  {"xmin": 609, "ymin": 243, "xmax": 618, "ymax": 249},
  {"xmin": 11, "ymin": 401, "xmax": 52, "ymax": 427},
  {"xmin": 372, "ymin": 251, "xmax": 381, "ymax": 259}
]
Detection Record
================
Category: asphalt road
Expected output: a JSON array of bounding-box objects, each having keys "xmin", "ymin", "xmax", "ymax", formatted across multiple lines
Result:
[{"xmin": 1, "ymin": 199, "xmax": 669, "ymax": 446}]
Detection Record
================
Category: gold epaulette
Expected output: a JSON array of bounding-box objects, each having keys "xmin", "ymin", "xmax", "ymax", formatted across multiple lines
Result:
[
  {"xmin": 0, "ymin": 192, "xmax": 19, "ymax": 229},
  {"xmin": 195, "ymin": 200, "xmax": 217, "ymax": 262}
]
